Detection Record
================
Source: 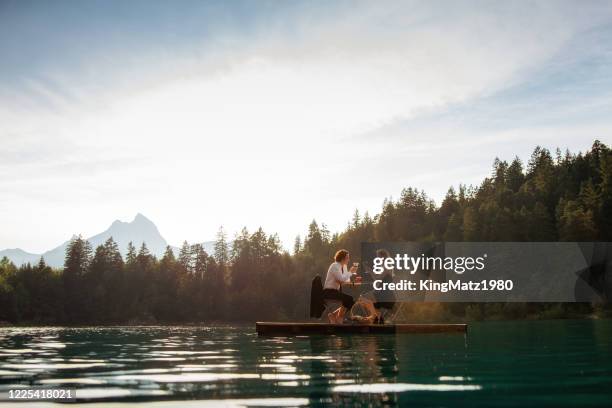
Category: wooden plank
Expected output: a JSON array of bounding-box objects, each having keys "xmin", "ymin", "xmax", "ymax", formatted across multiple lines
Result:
[{"xmin": 256, "ymin": 322, "xmax": 467, "ymax": 335}]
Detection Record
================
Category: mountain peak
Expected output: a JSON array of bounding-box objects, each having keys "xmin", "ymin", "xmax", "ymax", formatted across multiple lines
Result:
[
  {"xmin": 133, "ymin": 213, "xmax": 153, "ymax": 224},
  {"xmin": 111, "ymin": 219, "xmax": 125, "ymax": 227},
  {"xmin": 1, "ymin": 214, "xmax": 169, "ymax": 268}
]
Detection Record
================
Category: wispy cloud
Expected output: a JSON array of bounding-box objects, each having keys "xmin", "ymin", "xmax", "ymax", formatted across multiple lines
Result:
[{"xmin": 1, "ymin": 1, "xmax": 612, "ymax": 251}]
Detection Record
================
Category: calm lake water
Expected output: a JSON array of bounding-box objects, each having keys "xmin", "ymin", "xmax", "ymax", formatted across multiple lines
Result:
[{"xmin": 0, "ymin": 320, "xmax": 611, "ymax": 407}]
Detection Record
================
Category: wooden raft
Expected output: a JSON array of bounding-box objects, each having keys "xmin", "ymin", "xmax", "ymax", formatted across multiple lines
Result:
[{"xmin": 256, "ymin": 321, "xmax": 467, "ymax": 335}]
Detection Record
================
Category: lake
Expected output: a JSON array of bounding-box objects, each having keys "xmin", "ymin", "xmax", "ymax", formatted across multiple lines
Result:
[{"xmin": 0, "ymin": 320, "xmax": 611, "ymax": 406}]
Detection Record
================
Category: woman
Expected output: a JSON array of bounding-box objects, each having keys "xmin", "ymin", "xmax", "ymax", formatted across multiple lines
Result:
[
  {"xmin": 346, "ymin": 249, "xmax": 395, "ymax": 324},
  {"xmin": 323, "ymin": 249, "xmax": 358, "ymax": 324}
]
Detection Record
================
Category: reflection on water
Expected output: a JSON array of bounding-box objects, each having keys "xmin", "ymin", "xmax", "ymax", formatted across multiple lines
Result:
[{"xmin": 0, "ymin": 320, "xmax": 611, "ymax": 406}]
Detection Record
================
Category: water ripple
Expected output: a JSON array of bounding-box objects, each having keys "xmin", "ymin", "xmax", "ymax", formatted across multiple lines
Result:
[{"xmin": 0, "ymin": 321, "xmax": 610, "ymax": 406}]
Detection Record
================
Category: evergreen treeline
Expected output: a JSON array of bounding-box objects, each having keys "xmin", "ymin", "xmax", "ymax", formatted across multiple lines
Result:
[{"xmin": 1, "ymin": 141, "xmax": 611, "ymax": 324}]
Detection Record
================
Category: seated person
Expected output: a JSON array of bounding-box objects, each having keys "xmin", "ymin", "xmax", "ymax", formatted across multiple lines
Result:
[
  {"xmin": 323, "ymin": 249, "xmax": 358, "ymax": 324},
  {"xmin": 352, "ymin": 249, "xmax": 396, "ymax": 324}
]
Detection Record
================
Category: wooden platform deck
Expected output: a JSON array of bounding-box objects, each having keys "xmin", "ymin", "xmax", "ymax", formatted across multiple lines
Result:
[{"xmin": 256, "ymin": 321, "xmax": 467, "ymax": 335}]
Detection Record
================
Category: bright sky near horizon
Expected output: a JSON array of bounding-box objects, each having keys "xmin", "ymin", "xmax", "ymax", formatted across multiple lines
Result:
[{"xmin": 2, "ymin": 0, "xmax": 612, "ymax": 252}]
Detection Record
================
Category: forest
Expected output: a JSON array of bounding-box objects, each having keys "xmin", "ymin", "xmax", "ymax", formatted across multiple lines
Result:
[{"xmin": 1, "ymin": 140, "xmax": 611, "ymax": 324}]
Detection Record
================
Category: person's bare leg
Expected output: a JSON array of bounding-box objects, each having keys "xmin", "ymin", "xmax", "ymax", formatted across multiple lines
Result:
[
  {"xmin": 328, "ymin": 308, "xmax": 337, "ymax": 323},
  {"xmin": 327, "ymin": 312, "xmax": 335, "ymax": 323},
  {"xmin": 329, "ymin": 307, "xmax": 344, "ymax": 323},
  {"xmin": 337, "ymin": 307, "xmax": 346, "ymax": 323},
  {"xmin": 328, "ymin": 307, "xmax": 342, "ymax": 324},
  {"xmin": 359, "ymin": 298, "xmax": 379, "ymax": 323},
  {"xmin": 364, "ymin": 299, "xmax": 377, "ymax": 317}
]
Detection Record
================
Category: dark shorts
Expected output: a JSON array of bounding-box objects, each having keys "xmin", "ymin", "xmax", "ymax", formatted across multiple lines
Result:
[
  {"xmin": 373, "ymin": 301, "xmax": 395, "ymax": 310},
  {"xmin": 322, "ymin": 288, "xmax": 354, "ymax": 309}
]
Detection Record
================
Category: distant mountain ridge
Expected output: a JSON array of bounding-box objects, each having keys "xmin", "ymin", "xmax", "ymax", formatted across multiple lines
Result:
[{"xmin": 0, "ymin": 214, "xmax": 216, "ymax": 268}]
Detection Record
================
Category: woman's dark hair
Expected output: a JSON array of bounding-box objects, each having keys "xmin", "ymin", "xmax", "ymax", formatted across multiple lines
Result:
[
  {"xmin": 376, "ymin": 249, "xmax": 390, "ymax": 258},
  {"xmin": 334, "ymin": 249, "xmax": 349, "ymax": 262}
]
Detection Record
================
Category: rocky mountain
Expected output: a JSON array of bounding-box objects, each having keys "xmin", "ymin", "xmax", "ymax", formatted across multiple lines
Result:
[{"xmin": 0, "ymin": 214, "xmax": 215, "ymax": 268}]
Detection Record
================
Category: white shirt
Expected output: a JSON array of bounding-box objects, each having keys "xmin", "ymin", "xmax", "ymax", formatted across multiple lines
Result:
[{"xmin": 324, "ymin": 262, "xmax": 352, "ymax": 290}]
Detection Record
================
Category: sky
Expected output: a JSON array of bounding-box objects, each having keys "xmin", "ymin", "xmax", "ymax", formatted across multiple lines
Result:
[{"xmin": 2, "ymin": 0, "xmax": 612, "ymax": 252}]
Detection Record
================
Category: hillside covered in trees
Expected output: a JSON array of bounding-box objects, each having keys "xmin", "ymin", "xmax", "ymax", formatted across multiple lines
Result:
[{"xmin": 1, "ymin": 141, "xmax": 611, "ymax": 324}]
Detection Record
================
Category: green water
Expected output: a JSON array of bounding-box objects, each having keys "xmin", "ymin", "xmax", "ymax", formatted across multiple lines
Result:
[{"xmin": 0, "ymin": 320, "xmax": 611, "ymax": 406}]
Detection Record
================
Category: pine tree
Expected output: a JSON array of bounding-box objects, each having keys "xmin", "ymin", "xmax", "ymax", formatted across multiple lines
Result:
[
  {"xmin": 444, "ymin": 213, "xmax": 463, "ymax": 241},
  {"xmin": 351, "ymin": 209, "xmax": 361, "ymax": 229},
  {"xmin": 103, "ymin": 237, "xmax": 124, "ymax": 321},
  {"xmin": 156, "ymin": 245, "xmax": 179, "ymax": 321},
  {"xmin": 506, "ymin": 157, "xmax": 524, "ymax": 192},
  {"xmin": 293, "ymin": 235, "xmax": 302, "ymax": 255},
  {"xmin": 62, "ymin": 235, "xmax": 92, "ymax": 323},
  {"xmin": 214, "ymin": 227, "xmax": 229, "ymax": 266},
  {"xmin": 178, "ymin": 241, "xmax": 193, "ymax": 274},
  {"xmin": 557, "ymin": 199, "xmax": 597, "ymax": 241},
  {"xmin": 462, "ymin": 207, "xmax": 479, "ymax": 241},
  {"xmin": 37, "ymin": 257, "xmax": 46, "ymax": 270},
  {"xmin": 192, "ymin": 244, "xmax": 209, "ymax": 280},
  {"xmin": 126, "ymin": 242, "xmax": 137, "ymax": 265}
]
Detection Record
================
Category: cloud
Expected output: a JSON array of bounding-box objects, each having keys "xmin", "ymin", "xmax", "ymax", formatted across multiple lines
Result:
[{"xmin": 1, "ymin": 1, "xmax": 612, "ymax": 251}]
